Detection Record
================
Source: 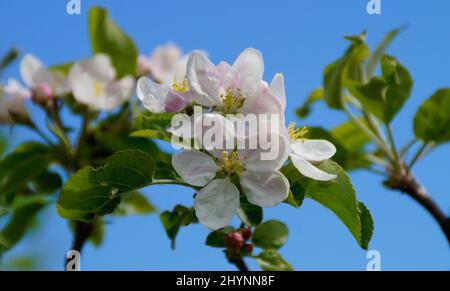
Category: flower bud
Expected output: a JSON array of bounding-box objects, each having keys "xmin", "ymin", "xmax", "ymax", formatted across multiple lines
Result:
[
  {"xmin": 240, "ymin": 226, "xmax": 252, "ymax": 240},
  {"xmin": 224, "ymin": 231, "xmax": 244, "ymax": 251},
  {"xmin": 32, "ymin": 83, "xmax": 54, "ymax": 105},
  {"xmin": 242, "ymin": 243, "xmax": 254, "ymax": 256}
]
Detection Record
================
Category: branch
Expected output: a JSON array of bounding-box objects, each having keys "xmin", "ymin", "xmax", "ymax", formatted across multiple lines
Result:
[
  {"xmin": 227, "ymin": 257, "xmax": 249, "ymax": 271},
  {"xmin": 384, "ymin": 171, "xmax": 450, "ymax": 244},
  {"xmin": 66, "ymin": 221, "xmax": 94, "ymax": 265}
]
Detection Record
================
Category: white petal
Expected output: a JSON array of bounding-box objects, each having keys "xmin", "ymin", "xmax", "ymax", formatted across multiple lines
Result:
[
  {"xmin": 80, "ymin": 54, "xmax": 116, "ymax": 82},
  {"xmin": 290, "ymin": 154, "xmax": 337, "ymax": 181},
  {"xmin": 70, "ymin": 72, "xmax": 96, "ymax": 106},
  {"xmin": 20, "ymin": 54, "xmax": 54, "ymax": 88},
  {"xmin": 269, "ymin": 73, "xmax": 286, "ymax": 112},
  {"xmin": 195, "ymin": 178, "xmax": 240, "ymax": 230},
  {"xmin": 240, "ymin": 171, "xmax": 289, "ymax": 207},
  {"xmin": 231, "ymin": 48, "xmax": 264, "ymax": 96},
  {"xmin": 172, "ymin": 151, "xmax": 218, "ymax": 187},
  {"xmin": 3, "ymin": 79, "xmax": 31, "ymax": 99},
  {"xmin": 194, "ymin": 113, "xmax": 236, "ymax": 152},
  {"xmin": 240, "ymin": 84, "xmax": 283, "ymax": 116},
  {"xmin": 239, "ymin": 128, "xmax": 291, "ymax": 173},
  {"xmin": 186, "ymin": 51, "xmax": 222, "ymax": 107},
  {"xmin": 136, "ymin": 77, "xmax": 170, "ymax": 113},
  {"xmin": 291, "ymin": 139, "xmax": 336, "ymax": 162}
]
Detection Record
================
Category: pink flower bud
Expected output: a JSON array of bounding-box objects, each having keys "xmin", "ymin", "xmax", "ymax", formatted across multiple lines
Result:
[
  {"xmin": 240, "ymin": 226, "xmax": 252, "ymax": 240},
  {"xmin": 33, "ymin": 83, "xmax": 54, "ymax": 101},
  {"xmin": 224, "ymin": 232, "xmax": 244, "ymax": 250}
]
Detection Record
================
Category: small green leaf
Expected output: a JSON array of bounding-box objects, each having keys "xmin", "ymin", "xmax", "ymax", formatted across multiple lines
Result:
[
  {"xmin": 366, "ymin": 28, "xmax": 403, "ymax": 79},
  {"xmin": 31, "ymin": 171, "xmax": 62, "ymax": 194},
  {"xmin": 252, "ymin": 220, "xmax": 288, "ymax": 250},
  {"xmin": 324, "ymin": 33, "xmax": 369, "ymax": 109},
  {"xmin": 57, "ymin": 150, "xmax": 155, "ymax": 221},
  {"xmin": 256, "ymin": 250, "xmax": 293, "ymax": 271},
  {"xmin": 295, "ymin": 89, "xmax": 324, "ymax": 118},
  {"xmin": 414, "ymin": 88, "xmax": 450, "ymax": 144},
  {"xmin": 89, "ymin": 7, "xmax": 138, "ymax": 77},
  {"xmin": 237, "ymin": 198, "xmax": 263, "ymax": 226},
  {"xmin": 205, "ymin": 227, "xmax": 234, "ymax": 248},
  {"xmin": 131, "ymin": 113, "xmax": 174, "ymax": 142},
  {"xmin": 160, "ymin": 205, "xmax": 198, "ymax": 249},
  {"xmin": 0, "ymin": 197, "xmax": 47, "ymax": 255}
]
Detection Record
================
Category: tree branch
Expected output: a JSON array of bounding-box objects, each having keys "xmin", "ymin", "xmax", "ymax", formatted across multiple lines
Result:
[
  {"xmin": 66, "ymin": 221, "xmax": 94, "ymax": 265},
  {"xmin": 227, "ymin": 257, "xmax": 249, "ymax": 271},
  {"xmin": 384, "ymin": 170, "xmax": 450, "ymax": 244}
]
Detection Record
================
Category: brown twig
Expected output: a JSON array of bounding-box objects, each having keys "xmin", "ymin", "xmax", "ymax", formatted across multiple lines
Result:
[
  {"xmin": 227, "ymin": 257, "xmax": 249, "ymax": 271},
  {"xmin": 384, "ymin": 169, "xmax": 450, "ymax": 244}
]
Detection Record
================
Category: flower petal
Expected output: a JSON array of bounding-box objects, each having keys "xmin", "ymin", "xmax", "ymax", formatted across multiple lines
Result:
[
  {"xmin": 194, "ymin": 178, "xmax": 240, "ymax": 230},
  {"xmin": 77, "ymin": 54, "xmax": 116, "ymax": 82},
  {"xmin": 290, "ymin": 154, "xmax": 337, "ymax": 181},
  {"xmin": 231, "ymin": 48, "xmax": 264, "ymax": 96},
  {"xmin": 172, "ymin": 150, "xmax": 218, "ymax": 187},
  {"xmin": 20, "ymin": 54, "xmax": 54, "ymax": 88},
  {"xmin": 291, "ymin": 139, "xmax": 336, "ymax": 162},
  {"xmin": 269, "ymin": 73, "xmax": 286, "ymax": 112},
  {"xmin": 136, "ymin": 77, "xmax": 170, "ymax": 113},
  {"xmin": 186, "ymin": 51, "xmax": 222, "ymax": 107},
  {"xmin": 70, "ymin": 72, "xmax": 96, "ymax": 106},
  {"xmin": 240, "ymin": 170, "xmax": 289, "ymax": 207},
  {"xmin": 240, "ymin": 84, "xmax": 283, "ymax": 116}
]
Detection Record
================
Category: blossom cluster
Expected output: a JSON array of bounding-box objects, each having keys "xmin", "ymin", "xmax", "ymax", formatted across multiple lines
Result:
[{"xmin": 136, "ymin": 47, "xmax": 338, "ymax": 230}]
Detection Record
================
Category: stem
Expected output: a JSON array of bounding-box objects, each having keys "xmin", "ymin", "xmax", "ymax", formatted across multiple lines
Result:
[
  {"xmin": 28, "ymin": 123, "xmax": 54, "ymax": 146},
  {"xmin": 227, "ymin": 257, "xmax": 249, "ymax": 271},
  {"xmin": 386, "ymin": 124, "xmax": 401, "ymax": 169},
  {"xmin": 343, "ymin": 105, "xmax": 395, "ymax": 162},
  {"xmin": 66, "ymin": 221, "xmax": 94, "ymax": 265},
  {"xmin": 384, "ymin": 170, "xmax": 450, "ymax": 244},
  {"xmin": 151, "ymin": 179, "xmax": 200, "ymax": 189},
  {"xmin": 408, "ymin": 142, "xmax": 428, "ymax": 169}
]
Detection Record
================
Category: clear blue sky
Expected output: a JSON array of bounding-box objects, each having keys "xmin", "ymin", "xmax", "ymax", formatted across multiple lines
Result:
[{"xmin": 1, "ymin": 0, "xmax": 449, "ymax": 270}]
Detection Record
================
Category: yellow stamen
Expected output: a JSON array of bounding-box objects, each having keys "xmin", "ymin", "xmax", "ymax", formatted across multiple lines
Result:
[
  {"xmin": 172, "ymin": 77, "xmax": 189, "ymax": 93},
  {"xmin": 94, "ymin": 80, "xmax": 105, "ymax": 97},
  {"xmin": 288, "ymin": 122, "xmax": 308, "ymax": 142},
  {"xmin": 219, "ymin": 88, "xmax": 245, "ymax": 114},
  {"xmin": 220, "ymin": 150, "xmax": 245, "ymax": 176}
]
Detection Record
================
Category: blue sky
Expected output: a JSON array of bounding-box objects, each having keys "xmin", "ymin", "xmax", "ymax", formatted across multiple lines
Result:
[{"xmin": 1, "ymin": 0, "xmax": 449, "ymax": 270}]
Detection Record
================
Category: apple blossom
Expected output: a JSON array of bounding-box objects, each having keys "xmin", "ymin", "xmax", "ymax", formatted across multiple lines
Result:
[
  {"xmin": 138, "ymin": 43, "xmax": 188, "ymax": 85},
  {"xmin": 20, "ymin": 54, "xmax": 68, "ymax": 101},
  {"xmin": 0, "ymin": 79, "xmax": 30, "ymax": 124},
  {"xmin": 171, "ymin": 120, "xmax": 291, "ymax": 230},
  {"xmin": 287, "ymin": 122, "xmax": 337, "ymax": 181},
  {"xmin": 186, "ymin": 48, "xmax": 285, "ymax": 117},
  {"xmin": 68, "ymin": 54, "xmax": 135, "ymax": 111}
]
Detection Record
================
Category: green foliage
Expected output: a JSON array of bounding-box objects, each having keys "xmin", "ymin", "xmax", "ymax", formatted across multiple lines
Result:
[
  {"xmin": 0, "ymin": 142, "xmax": 54, "ymax": 199},
  {"xmin": 57, "ymin": 150, "xmax": 155, "ymax": 221},
  {"xmin": 205, "ymin": 227, "xmax": 234, "ymax": 248},
  {"xmin": 282, "ymin": 160, "xmax": 374, "ymax": 250},
  {"xmin": 296, "ymin": 88, "xmax": 324, "ymax": 118},
  {"xmin": 348, "ymin": 55, "xmax": 413, "ymax": 123},
  {"xmin": 414, "ymin": 88, "xmax": 450, "ymax": 144},
  {"xmin": 160, "ymin": 205, "xmax": 198, "ymax": 249},
  {"xmin": 255, "ymin": 250, "xmax": 293, "ymax": 271},
  {"xmin": 89, "ymin": 7, "xmax": 138, "ymax": 78},
  {"xmin": 0, "ymin": 196, "xmax": 47, "ymax": 255},
  {"xmin": 131, "ymin": 113, "xmax": 175, "ymax": 142},
  {"xmin": 0, "ymin": 47, "xmax": 19, "ymax": 76},
  {"xmin": 324, "ymin": 32, "xmax": 369, "ymax": 109},
  {"xmin": 31, "ymin": 171, "xmax": 62, "ymax": 194},
  {"xmin": 252, "ymin": 220, "xmax": 288, "ymax": 250}
]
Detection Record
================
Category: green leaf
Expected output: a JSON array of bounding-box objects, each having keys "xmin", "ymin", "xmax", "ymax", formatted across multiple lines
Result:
[
  {"xmin": 348, "ymin": 55, "xmax": 413, "ymax": 123},
  {"xmin": 331, "ymin": 119, "xmax": 371, "ymax": 152},
  {"xmin": 0, "ymin": 197, "xmax": 47, "ymax": 254},
  {"xmin": 255, "ymin": 250, "xmax": 293, "ymax": 271},
  {"xmin": 131, "ymin": 113, "xmax": 175, "ymax": 142},
  {"xmin": 281, "ymin": 160, "xmax": 374, "ymax": 249},
  {"xmin": 160, "ymin": 205, "xmax": 198, "ymax": 249},
  {"xmin": 89, "ymin": 219, "xmax": 105, "ymax": 247},
  {"xmin": 0, "ymin": 143, "xmax": 53, "ymax": 198},
  {"xmin": 324, "ymin": 33, "xmax": 370, "ymax": 109},
  {"xmin": 114, "ymin": 192, "xmax": 156, "ymax": 216},
  {"xmin": 31, "ymin": 171, "xmax": 62, "ymax": 194},
  {"xmin": 237, "ymin": 197, "xmax": 263, "ymax": 226},
  {"xmin": 49, "ymin": 62, "xmax": 73, "ymax": 75},
  {"xmin": 252, "ymin": 220, "xmax": 288, "ymax": 250},
  {"xmin": 366, "ymin": 28, "xmax": 403, "ymax": 79},
  {"xmin": 205, "ymin": 226, "xmax": 234, "ymax": 248},
  {"xmin": 295, "ymin": 89, "xmax": 324, "ymax": 118},
  {"xmin": 0, "ymin": 47, "xmax": 19, "ymax": 75},
  {"xmin": 89, "ymin": 7, "xmax": 138, "ymax": 77},
  {"xmin": 413, "ymin": 88, "xmax": 450, "ymax": 144},
  {"xmin": 57, "ymin": 150, "xmax": 155, "ymax": 221}
]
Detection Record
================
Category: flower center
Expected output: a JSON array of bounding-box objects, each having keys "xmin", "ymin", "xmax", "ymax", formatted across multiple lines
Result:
[
  {"xmin": 219, "ymin": 88, "xmax": 245, "ymax": 114},
  {"xmin": 220, "ymin": 150, "xmax": 245, "ymax": 176},
  {"xmin": 93, "ymin": 80, "xmax": 105, "ymax": 98},
  {"xmin": 288, "ymin": 122, "xmax": 308, "ymax": 142},
  {"xmin": 172, "ymin": 77, "xmax": 189, "ymax": 93}
]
